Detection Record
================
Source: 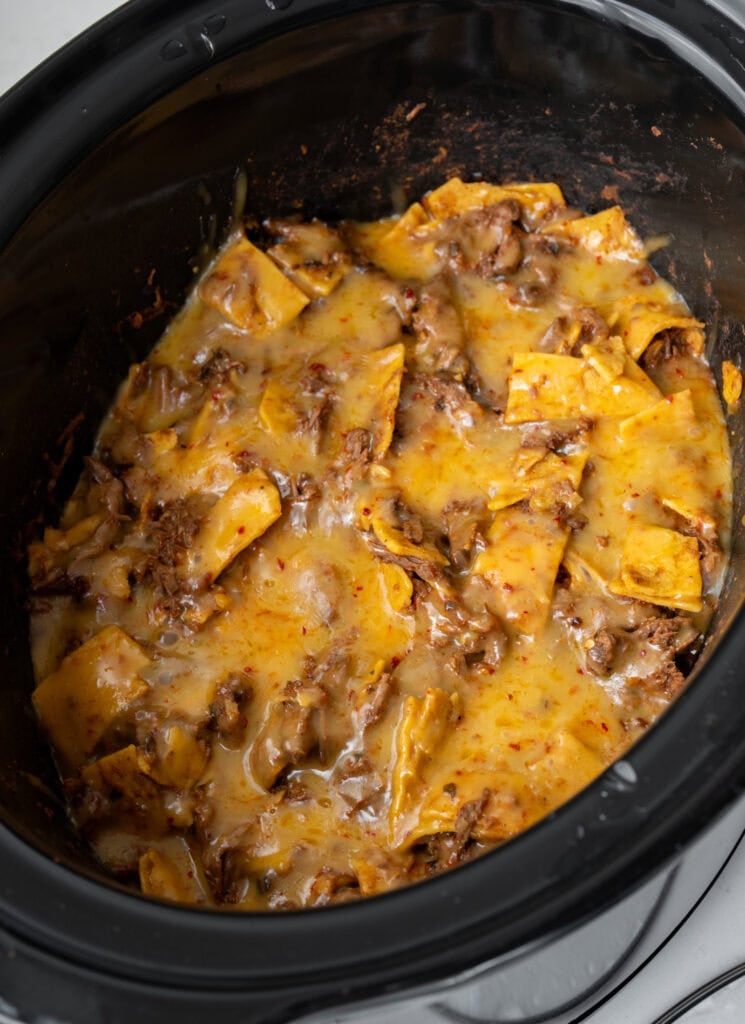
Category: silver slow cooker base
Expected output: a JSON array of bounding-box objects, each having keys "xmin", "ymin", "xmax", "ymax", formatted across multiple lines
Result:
[{"xmin": 298, "ymin": 796, "xmax": 745, "ymax": 1024}]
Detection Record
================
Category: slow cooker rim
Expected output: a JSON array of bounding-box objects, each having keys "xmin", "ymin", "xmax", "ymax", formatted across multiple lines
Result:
[{"xmin": 1, "ymin": 0, "xmax": 745, "ymax": 1003}]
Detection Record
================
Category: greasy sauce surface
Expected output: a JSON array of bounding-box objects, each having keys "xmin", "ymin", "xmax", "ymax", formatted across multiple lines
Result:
[{"xmin": 28, "ymin": 179, "xmax": 732, "ymax": 908}]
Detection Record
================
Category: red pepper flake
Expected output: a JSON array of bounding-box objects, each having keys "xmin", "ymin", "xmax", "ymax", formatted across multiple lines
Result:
[
  {"xmin": 502, "ymin": 582, "xmax": 514, "ymax": 592},
  {"xmin": 362, "ymin": 507, "xmax": 371, "ymax": 516},
  {"xmin": 631, "ymin": 492, "xmax": 640, "ymax": 498},
  {"xmin": 391, "ymin": 656, "xmax": 401, "ymax": 668},
  {"xmin": 309, "ymin": 362, "xmax": 327, "ymax": 373},
  {"xmin": 243, "ymin": 666, "xmax": 254, "ymax": 674},
  {"xmin": 601, "ymin": 722, "xmax": 609, "ymax": 732},
  {"xmin": 212, "ymin": 390, "xmax": 222, "ymax": 402},
  {"xmin": 520, "ymin": 656, "xmax": 528, "ymax": 663},
  {"xmin": 237, "ymin": 525, "xmax": 245, "ymax": 534},
  {"xmin": 509, "ymin": 742, "xmax": 521, "ymax": 751},
  {"xmin": 576, "ymin": 667, "xmax": 585, "ymax": 675},
  {"xmin": 277, "ymin": 558, "xmax": 285, "ymax": 570},
  {"xmin": 665, "ymin": 394, "xmax": 674, "ymax": 403},
  {"xmin": 355, "ymin": 585, "xmax": 364, "ymax": 591},
  {"xmin": 302, "ymin": 626, "xmax": 307, "ymax": 636},
  {"xmin": 507, "ymin": 693, "xmax": 514, "ymax": 700},
  {"xmin": 339, "ymin": 316, "xmax": 349, "ymax": 323},
  {"xmin": 405, "ymin": 287, "xmax": 415, "ymax": 301}
]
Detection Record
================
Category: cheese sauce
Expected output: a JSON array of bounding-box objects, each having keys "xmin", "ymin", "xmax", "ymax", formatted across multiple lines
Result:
[{"xmin": 28, "ymin": 179, "xmax": 732, "ymax": 908}]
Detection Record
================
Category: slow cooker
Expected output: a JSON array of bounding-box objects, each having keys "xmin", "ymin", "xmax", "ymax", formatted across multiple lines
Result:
[{"xmin": 1, "ymin": 1, "xmax": 745, "ymax": 1021}]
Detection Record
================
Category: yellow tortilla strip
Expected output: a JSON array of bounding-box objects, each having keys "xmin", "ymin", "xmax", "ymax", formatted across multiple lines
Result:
[
  {"xmin": 199, "ymin": 234, "xmax": 309, "ymax": 336},
  {"xmin": 365, "ymin": 203, "xmax": 442, "ymax": 281},
  {"xmin": 505, "ymin": 350, "xmax": 660, "ymax": 423},
  {"xmin": 335, "ymin": 344, "xmax": 406, "ymax": 459},
  {"xmin": 423, "ymin": 177, "xmax": 565, "ymax": 228},
  {"xmin": 474, "ymin": 505, "xmax": 570, "ymax": 635},
  {"xmin": 267, "ymin": 220, "xmax": 350, "ymax": 298},
  {"xmin": 186, "ymin": 469, "xmax": 282, "ymax": 586},
  {"xmin": 488, "ymin": 449, "xmax": 588, "ymax": 512},
  {"xmin": 33, "ymin": 626, "xmax": 149, "ymax": 768},
  {"xmin": 609, "ymin": 524, "xmax": 702, "ymax": 612},
  {"xmin": 390, "ymin": 688, "xmax": 460, "ymax": 846},
  {"xmin": 546, "ymin": 206, "xmax": 644, "ymax": 260}
]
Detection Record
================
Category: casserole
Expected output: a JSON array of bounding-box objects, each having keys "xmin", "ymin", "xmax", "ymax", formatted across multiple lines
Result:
[{"xmin": 0, "ymin": 0, "xmax": 744, "ymax": 1020}]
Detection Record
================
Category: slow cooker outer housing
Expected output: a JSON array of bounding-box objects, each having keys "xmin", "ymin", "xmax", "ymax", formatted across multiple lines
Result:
[{"xmin": 1, "ymin": 0, "xmax": 745, "ymax": 1020}]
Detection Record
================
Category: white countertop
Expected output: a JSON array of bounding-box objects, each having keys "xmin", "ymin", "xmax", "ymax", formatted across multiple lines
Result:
[{"xmin": 2, "ymin": 4, "xmax": 745, "ymax": 1022}]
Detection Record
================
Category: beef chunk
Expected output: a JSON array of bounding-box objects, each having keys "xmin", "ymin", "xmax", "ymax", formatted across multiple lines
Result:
[
  {"xmin": 416, "ymin": 582, "xmax": 507, "ymax": 672},
  {"xmin": 633, "ymin": 615, "xmax": 698, "ymax": 655},
  {"xmin": 474, "ymin": 225, "xmax": 523, "ymax": 278},
  {"xmin": 334, "ymin": 428, "xmax": 372, "ymax": 481},
  {"xmin": 510, "ymin": 280, "xmax": 549, "ymax": 308},
  {"xmin": 640, "ymin": 661, "xmax": 687, "ymax": 700},
  {"xmin": 415, "ymin": 789, "xmax": 490, "ymax": 873},
  {"xmin": 250, "ymin": 680, "xmax": 328, "ymax": 790},
  {"xmin": 641, "ymin": 327, "xmax": 698, "ymax": 369},
  {"xmin": 151, "ymin": 498, "xmax": 202, "ymax": 569},
  {"xmin": 417, "ymin": 372, "xmax": 483, "ymax": 428},
  {"xmin": 585, "ymin": 629, "xmax": 618, "ymax": 676},
  {"xmin": 210, "ymin": 673, "xmax": 253, "ymax": 745},
  {"xmin": 575, "ymin": 307, "xmax": 609, "ymax": 348},
  {"xmin": 368, "ymin": 537, "xmax": 444, "ymax": 584},
  {"xmin": 309, "ymin": 868, "xmax": 360, "ymax": 906},
  {"xmin": 437, "ymin": 200, "xmax": 522, "ymax": 272},
  {"xmin": 442, "ymin": 498, "xmax": 486, "ymax": 571},
  {"xmin": 520, "ymin": 418, "xmax": 593, "ymax": 452},
  {"xmin": 412, "ymin": 277, "xmax": 468, "ymax": 375},
  {"xmin": 198, "ymin": 348, "xmax": 246, "ymax": 386},
  {"xmin": 357, "ymin": 671, "xmax": 395, "ymax": 729}
]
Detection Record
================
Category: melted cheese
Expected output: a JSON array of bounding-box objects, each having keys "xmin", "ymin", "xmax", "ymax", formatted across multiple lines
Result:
[{"xmin": 27, "ymin": 181, "xmax": 731, "ymax": 910}]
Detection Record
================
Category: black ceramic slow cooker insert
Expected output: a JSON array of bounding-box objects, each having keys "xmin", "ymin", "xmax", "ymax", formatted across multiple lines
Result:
[{"xmin": 1, "ymin": 2, "xmax": 744, "ymax": 1022}]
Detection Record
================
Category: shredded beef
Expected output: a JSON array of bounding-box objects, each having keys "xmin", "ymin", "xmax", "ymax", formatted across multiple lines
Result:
[
  {"xmin": 417, "ymin": 372, "xmax": 483, "ymax": 427},
  {"xmin": 641, "ymin": 327, "xmax": 697, "ymax": 369},
  {"xmin": 412, "ymin": 277, "xmax": 468, "ymax": 375},
  {"xmin": 442, "ymin": 498, "xmax": 486, "ymax": 571},
  {"xmin": 358, "ymin": 671, "xmax": 395, "ymax": 729},
  {"xmin": 334, "ymin": 428, "xmax": 372, "ymax": 481},
  {"xmin": 250, "ymin": 680, "xmax": 327, "ymax": 790},
  {"xmin": 585, "ymin": 629, "xmax": 618, "ymax": 676},
  {"xmin": 640, "ymin": 661, "xmax": 687, "ymax": 700},
  {"xmin": 368, "ymin": 536, "xmax": 444, "ymax": 584},
  {"xmin": 437, "ymin": 200, "xmax": 522, "ymax": 273},
  {"xmin": 633, "ymin": 615, "xmax": 698, "ymax": 655},
  {"xmin": 151, "ymin": 498, "xmax": 202, "ymax": 568},
  {"xmin": 474, "ymin": 225, "xmax": 523, "ymax": 277},
  {"xmin": 415, "ymin": 789, "xmax": 490, "ymax": 872},
  {"xmin": 520, "ymin": 418, "xmax": 593, "ymax": 452},
  {"xmin": 309, "ymin": 868, "xmax": 360, "ymax": 906},
  {"xmin": 210, "ymin": 673, "xmax": 253, "ymax": 745},
  {"xmin": 198, "ymin": 348, "xmax": 246, "ymax": 386}
]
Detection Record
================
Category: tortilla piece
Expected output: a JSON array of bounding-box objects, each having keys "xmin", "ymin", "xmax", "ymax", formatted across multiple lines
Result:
[
  {"xmin": 474, "ymin": 505, "xmax": 571, "ymax": 635},
  {"xmin": 33, "ymin": 626, "xmax": 149, "ymax": 768},
  {"xmin": 199, "ymin": 234, "xmax": 309, "ymax": 336},
  {"xmin": 609, "ymin": 524, "xmax": 702, "ymax": 612},
  {"xmin": 186, "ymin": 469, "xmax": 282, "ymax": 586},
  {"xmin": 546, "ymin": 206, "xmax": 644, "ymax": 260},
  {"xmin": 504, "ymin": 348, "xmax": 660, "ymax": 423}
]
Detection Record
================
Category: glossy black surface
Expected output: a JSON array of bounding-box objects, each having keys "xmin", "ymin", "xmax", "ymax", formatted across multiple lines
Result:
[{"xmin": 1, "ymin": 1, "xmax": 745, "ymax": 1022}]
